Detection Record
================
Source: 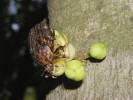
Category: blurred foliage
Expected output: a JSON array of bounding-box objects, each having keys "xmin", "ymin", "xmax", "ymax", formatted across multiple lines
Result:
[
  {"xmin": 23, "ymin": 87, "xmax": 36, "ymax": 100},
  {"xmin": 0, "ymin": 0, "xmax": 56, "ymax": 100}
]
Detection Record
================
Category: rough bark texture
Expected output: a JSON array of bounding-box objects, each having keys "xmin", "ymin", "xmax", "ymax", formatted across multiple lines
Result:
[{"xmin": 46, "ymin": 0, "xmax": 133, "ymax": 100}]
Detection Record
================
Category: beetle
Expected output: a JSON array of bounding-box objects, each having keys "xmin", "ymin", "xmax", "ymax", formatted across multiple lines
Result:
[{"xmin": 29, "ymin": 20, "xmax": 55, "ymax": 74}]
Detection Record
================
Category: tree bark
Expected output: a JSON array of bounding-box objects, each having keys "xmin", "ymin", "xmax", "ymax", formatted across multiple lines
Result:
[{"xmin": 46, "ymin": 0, "xmax": 133, "ymax": 100}]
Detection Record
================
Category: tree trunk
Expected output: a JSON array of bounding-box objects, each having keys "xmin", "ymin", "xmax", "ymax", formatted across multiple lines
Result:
[{"xmin": 46, "ymin": 0, "xmax": 133, "ymax": 100}]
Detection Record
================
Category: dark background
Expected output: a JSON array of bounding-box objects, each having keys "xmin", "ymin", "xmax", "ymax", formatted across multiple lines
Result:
[
  {"xmin": 0, "ymin": 0, "xmax": 85, "ymax": 99},
  {"xmin": 0, "ymin": 0, "xmax": 59, "ymax": 100}
]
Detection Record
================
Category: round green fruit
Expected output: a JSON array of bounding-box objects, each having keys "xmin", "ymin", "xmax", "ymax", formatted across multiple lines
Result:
[
  {"xmin": 52, "ymin": 58, "xmax": 66, "ymax": 76},
  {"xmin": 64, "ymin": 43, "xmax": 76, "ymax": 60},
  {"xmin": 65, "ymin": 60, "xmax": 85, "ymax": 81},
  {"xmin": 89, "ymin": 43, "xmax": 107, "ymax": 59},
  {"xmin": 56, "ymin": 33, "xmax": 67, "ymax": 46},
  {"xmin": 54, "ymin": 33, "xmax": 68, "ymax": 51}
]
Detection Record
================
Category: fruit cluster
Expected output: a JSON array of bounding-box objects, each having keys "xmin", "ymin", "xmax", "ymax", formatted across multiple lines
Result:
[
  {"xmin": 51, "ymin": 30, "xmax": 86, "ymax": 81},
  {"xmin": 52, "ymin": 30, "xmax": 107, "ymax": 81},
  {"xmin": 51, "ymin": 30, "xmax": 76, "ymax": 77},
  {"xmin": 29, "ymin": 20, "xmax": 107, "ymax": 81}
]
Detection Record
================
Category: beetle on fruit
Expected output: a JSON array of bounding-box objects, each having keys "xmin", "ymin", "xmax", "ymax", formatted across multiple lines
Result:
[
  {"xmin": 29, "ymin": 19, "xmax": 107, "ymax": 81},
  {"xmin": 29, "ymin": 20, "xmax": 75, "ymax": 77}
]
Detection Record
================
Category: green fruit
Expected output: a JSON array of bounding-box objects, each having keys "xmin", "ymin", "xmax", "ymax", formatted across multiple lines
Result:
[
  {"xmin": 60, "ymin": 33, "xmax": 67, "ymax": 43},
  {"xmin": 57, "ymin": 33, "xmax": 67, "ymax": 46},
  {"xmin": 64, "ymin": 44, "xmax": 76, "ymax": 60},
  {"xmin": 65, "ymin": 60, "xmax": 85, "ymax": 81},
  {"xmin": 54, "ymin": 29, "xmax": 60, "ymax": 36},
  {"xmin": 52, "ymin": 58, "xmax": 66, "ymax": 76},
  {"xmin": 89, "ymin": 43, "xmax": 107, "ymax": 59},
  {"xmin": 54, "ymin": 33, "xmax": 68, "ymax": 51}
]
